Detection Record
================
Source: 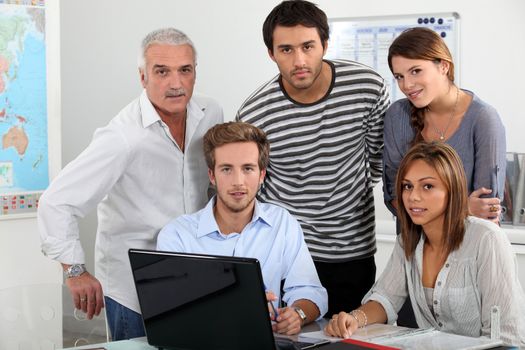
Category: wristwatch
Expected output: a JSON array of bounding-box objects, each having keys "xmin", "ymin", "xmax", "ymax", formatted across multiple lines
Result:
[
  {"xmin": 64, "ymin": 264, "xmax": 86, "ymax": 278},
  {"xmin": 293, "ymin": 306, "xmax": 307, "ymax": 326}
]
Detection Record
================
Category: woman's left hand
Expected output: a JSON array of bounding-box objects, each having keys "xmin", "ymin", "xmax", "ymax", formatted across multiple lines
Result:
[
  {"xmin": 469, "ymin": 187, "xmax": 501, "ymax": 223},
  {"xmin": 324, "ymin": 312, "xmax": 359, "ymax": 339}
]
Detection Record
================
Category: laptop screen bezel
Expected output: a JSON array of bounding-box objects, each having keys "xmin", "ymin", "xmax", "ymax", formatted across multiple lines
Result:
[{"xmin": 129, "ymin": 248, "xmax": 277, "ymax": 350}]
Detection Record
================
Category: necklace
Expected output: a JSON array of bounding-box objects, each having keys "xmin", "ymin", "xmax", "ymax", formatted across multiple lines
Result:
[{"xmin": 426, "ymin": 86, "xmax": 459, "ymax": 141}]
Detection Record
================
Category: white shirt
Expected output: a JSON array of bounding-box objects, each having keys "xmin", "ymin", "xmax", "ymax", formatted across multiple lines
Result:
[
  {"xmin": 38, "ymin": 90, "xmax": 223, "ymax": 312},
  {"xmin": 364, "ymin": 216, "xmax": 525, "ymax": 347}
]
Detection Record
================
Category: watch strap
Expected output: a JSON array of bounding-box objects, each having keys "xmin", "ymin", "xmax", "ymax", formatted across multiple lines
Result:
[{"xmin": 293, "ymin": 306, "xmax": 307, "ymax": 326}]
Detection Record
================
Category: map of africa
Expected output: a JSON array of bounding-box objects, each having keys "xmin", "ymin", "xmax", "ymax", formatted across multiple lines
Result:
[{"xmin": 0, "ymin": 3, "xmax": 48, "ymax": 193}]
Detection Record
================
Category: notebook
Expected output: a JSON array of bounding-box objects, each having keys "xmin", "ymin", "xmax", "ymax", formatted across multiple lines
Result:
[{"xmin": 128, "ymin": 249, "xmax": 329, "ymax": 350}]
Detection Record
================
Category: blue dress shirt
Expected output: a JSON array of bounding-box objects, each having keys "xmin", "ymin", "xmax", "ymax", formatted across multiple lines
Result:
[{"xmin": 157, "ymin": 197, "xmax": 328, "ymax": 318}]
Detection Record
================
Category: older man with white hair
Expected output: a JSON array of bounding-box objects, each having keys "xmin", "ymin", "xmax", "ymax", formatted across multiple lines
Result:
[{"xmin": 38, "ymin": 28, "xmax": 223, "ymax": 340}]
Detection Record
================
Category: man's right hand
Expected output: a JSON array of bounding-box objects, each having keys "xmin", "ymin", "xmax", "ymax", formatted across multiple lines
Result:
[{"xmin": 65, "ymin": 271, "xmax": 104, "ymax": 319}]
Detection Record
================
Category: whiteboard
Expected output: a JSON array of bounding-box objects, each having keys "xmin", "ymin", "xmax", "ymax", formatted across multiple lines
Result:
[{"xmin": 325, "ymin": 13, "xmax": 460, "ymax": 102}]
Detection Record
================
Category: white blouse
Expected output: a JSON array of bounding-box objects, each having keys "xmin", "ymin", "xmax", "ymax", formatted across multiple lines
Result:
[{"xmin": 364, "ymin": 216, "xmax": 525, "ymax": 347}]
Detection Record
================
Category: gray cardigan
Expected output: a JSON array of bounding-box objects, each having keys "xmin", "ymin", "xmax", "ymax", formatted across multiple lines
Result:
[{"xmin": 382, "ymin": 90, "xmax": 506, "ymax": 214}]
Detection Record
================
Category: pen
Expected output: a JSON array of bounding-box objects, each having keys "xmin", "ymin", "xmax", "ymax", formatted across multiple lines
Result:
[
  {"xmin": 264, "ymin": 284, "xmax": 279, "ymax": 319},
  {"xmin": 269, "ymin": 299, "xmax": 279, "ymax": 319}
]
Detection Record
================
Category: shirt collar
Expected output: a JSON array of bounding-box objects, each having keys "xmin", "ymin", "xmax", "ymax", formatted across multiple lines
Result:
[
  {"xmin": 415, "ymin": 234, "xmax": 425, "ymax": 266},
  {"xmin": 139, "ymin": 90, "xmax": 161, "ymax": 128},
  {"xmin": 197, "ymin": 198, "xmax": 221, "ymax": 238},
  {"xmin": 139, "ymin": 90, "xmax": 206, "ymax": 134},
  {"xmin": 196, "ymin": 197, "xmax": 273, "ymax": 238},
  {"xmin": 252, "ymin": 199, "xmax": 273, "ymax": 227}
]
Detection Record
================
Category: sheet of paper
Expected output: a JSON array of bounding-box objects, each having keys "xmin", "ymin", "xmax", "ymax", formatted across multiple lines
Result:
[
  {"xmin": 379, "ymin": 331, "xmax": 503, "ymax": 350},
  {"xmin": 350, "ymin": 324, "xmax": 426, "ymax": 342},
  {"xmin": 298, "ymin": 330, "xmax": 343, "ymax": 343},
  {"xmin": 300, "ymin": 324, "xmax": 502, "ymax": 350},
  {"xmin": 301, "ymin": 324, "xmax": 431, "ymax": 343}
]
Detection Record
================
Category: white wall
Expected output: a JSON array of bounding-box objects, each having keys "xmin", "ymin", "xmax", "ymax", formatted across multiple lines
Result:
[
  {"xmin": 58, "ymin": 0, "xmax": 525, "ymax": 272},
  {"xmin": 0, "ymin": 1, "xmax": 63, "ymax": 347}
]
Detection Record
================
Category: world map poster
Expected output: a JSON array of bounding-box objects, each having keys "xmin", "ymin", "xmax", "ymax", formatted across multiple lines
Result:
[{"xmin": 0, "ymin": 1, "xmax": 47, "ymax": 204}]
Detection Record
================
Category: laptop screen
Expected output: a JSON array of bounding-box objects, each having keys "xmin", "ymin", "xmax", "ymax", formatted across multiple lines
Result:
[{"xmin": 129, "ymin": 249, "xmax": 277, "ymax": 350}]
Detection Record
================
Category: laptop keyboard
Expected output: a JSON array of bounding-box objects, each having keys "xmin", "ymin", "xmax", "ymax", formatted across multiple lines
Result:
[{"xmin": 275, "ymin": 338, "xmax": 327, "ymax": 350}]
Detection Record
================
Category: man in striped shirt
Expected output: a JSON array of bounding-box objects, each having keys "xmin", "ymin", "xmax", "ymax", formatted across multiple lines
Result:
[{"xmin": 236, "ymin": 0, "xmax": 390, "ymax": 317}]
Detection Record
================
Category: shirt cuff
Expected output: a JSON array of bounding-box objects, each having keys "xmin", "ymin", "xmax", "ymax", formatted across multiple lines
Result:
[
  {"xmin": 41, "ymin": 236, "xmax": 86, "ymax": 264},
  {"xmin": 285, "ymin": 287, "xmax": 328, "ymax": 320}
]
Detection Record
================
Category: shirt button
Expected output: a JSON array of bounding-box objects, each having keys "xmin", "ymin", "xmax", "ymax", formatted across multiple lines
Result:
[
  {"xmin": 435, "ymin": 313, "xmax": 439, "ymax": 317},
  {"xmin": 445, "ymin": 263, "xmax": 450, "ymax": 268},
  {"xmin": 434, "ymin": 300, "xmax": 438, "ymax": 305},
  {"xmin": 437, "ymin": 281, "xmax": 442, "ymax": 286},
  {"xmin": 438, "ymin": 322, "xmax": 443, "ymax": 327}
]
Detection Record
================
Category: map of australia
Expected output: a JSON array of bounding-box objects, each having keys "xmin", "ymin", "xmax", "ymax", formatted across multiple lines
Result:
[{"xmin": 0, "ymin": 4, "xmax": 48, "ymax": 192}]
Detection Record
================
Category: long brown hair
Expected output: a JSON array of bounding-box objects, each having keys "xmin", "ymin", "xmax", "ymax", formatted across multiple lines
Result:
[
  {"xmin": 395, "ymin": 142, "xmax": 469, "ymax": 260},
  {"xmin": 388, "ymin": 27, "xmax": 455, "ymax": 146}
]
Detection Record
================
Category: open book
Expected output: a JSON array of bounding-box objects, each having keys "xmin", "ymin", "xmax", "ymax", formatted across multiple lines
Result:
[{"xmin": 300, "ymin": 324, "xmax": 503, "ymax": 350}]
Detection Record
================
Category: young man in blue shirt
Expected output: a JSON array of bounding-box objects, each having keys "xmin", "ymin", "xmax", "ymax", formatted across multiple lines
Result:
[{"xmin": 157, "ymin": 121, "xmax": 327, "ymax": 335}]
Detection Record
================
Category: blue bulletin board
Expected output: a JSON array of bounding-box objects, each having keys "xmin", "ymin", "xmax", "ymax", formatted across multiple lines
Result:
[{"xmin": 325, "ymin": 13, "xmax": 460, "ymax": 102}]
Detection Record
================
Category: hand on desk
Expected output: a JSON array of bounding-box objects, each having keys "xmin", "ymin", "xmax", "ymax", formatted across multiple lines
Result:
[
  {"xmin": 265, "ymin": 290, "xmax": 301, "ymax": 334},
  {"xmin": 266, "ymin": 290, "xmax": 309, "ymax": 335},
  {"xmin": 65, "ymin": 271, "xmax": 104, "ymax": 319},
  {"xmin": 324, "ymin": 312, "xmax": 359, "ymax": 339},
  {"xmin": 272, "ymin": 306, "xmax": 302, "ymax": 335}
]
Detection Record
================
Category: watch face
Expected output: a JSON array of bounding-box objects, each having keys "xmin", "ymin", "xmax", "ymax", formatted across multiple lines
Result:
[{"xmin": 67, "ymin": 264, "xmax": 85, "ymax": 277}]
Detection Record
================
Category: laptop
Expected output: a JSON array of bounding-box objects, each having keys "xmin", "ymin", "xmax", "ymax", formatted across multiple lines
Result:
[{"xmin": 129, "ymin": 249, "xmax": 329, "ymax": 350}]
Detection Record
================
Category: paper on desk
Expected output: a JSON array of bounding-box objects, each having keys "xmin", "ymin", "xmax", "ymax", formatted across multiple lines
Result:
[
  {"xmin": 301, "ymin": 325, "xmax": 503, "ymax": 350},
  {"xmin": 298, "ymin": 330, "xmax": 342, "ymax": 343},
  {"xmin": 379, "ymin": 331, "xmax": 503, "ymax": 350},
  {"xmin": 351, "ymin": 324, "xmax": 433, "ymax": 342},
  {"xmin": 300, "ymin": 324, "xmax": 431, "ymax": 344},
  {"xmin": 349, "ymin": 325, "xmax": 502, "ymax": 350}
]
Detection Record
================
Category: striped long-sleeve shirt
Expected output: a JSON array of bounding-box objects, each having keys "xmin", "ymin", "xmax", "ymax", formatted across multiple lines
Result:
[{"xmin": 237, "ymin": 59, "xmax": 390, "ymax": 262}]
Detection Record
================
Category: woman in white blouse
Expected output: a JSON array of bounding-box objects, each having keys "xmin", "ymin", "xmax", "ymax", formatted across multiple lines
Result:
[{"xmin": 325, "ymin": 142, "xmax": 525, "ymax": 347}]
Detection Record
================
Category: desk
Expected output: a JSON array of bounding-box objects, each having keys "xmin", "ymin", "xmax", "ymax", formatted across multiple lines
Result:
[
  {"xmin": 61, "ymin": 320, "xmax": 512, "ymax": 350},
  {"xmin": 61, "ymin": 337, "xmax": 153, "ymax": 350},
  {"xmin": 60, "ymin": 321, "xmax": 328, "ymax": 350}
]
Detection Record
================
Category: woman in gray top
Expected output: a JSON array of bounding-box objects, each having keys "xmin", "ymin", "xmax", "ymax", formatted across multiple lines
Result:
[
  {"xmin": 382, "ymin": 27, "xmax": 506, "ymax": 223},
  {"xmin": 325, "ymin": 143, "xmax": 525, "ymax": 347}
]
